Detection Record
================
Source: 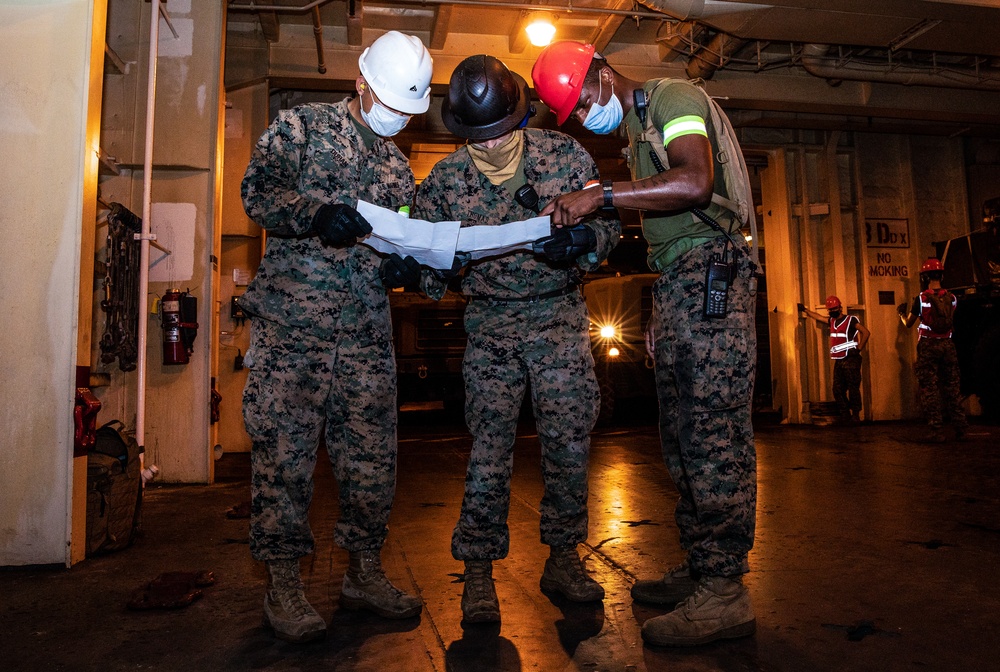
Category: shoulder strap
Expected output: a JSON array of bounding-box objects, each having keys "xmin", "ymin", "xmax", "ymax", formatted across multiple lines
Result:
[{"xmin": 639, "ymin": 79, "xmax": 759, "ymax": 271}]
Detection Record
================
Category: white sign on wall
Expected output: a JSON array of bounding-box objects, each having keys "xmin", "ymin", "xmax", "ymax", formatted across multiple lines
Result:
[{"xmin": 149, "ymin": 202, "xmax": 196, "ymax": 283}]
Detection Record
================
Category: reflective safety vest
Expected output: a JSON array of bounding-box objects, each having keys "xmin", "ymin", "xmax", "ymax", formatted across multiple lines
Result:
[
  {"xmin": 918, "ymin": 290, "xmax": 955, "ymax": 339},
  {"xmin": 829, "ymin": 314, "xmax": 859, "ymax": 359}
]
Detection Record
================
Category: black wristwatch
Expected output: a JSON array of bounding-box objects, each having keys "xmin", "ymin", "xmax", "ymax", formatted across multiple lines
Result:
[{"xmin": 602, "ymin": 180, "xmax": 614, "ymax": 208}]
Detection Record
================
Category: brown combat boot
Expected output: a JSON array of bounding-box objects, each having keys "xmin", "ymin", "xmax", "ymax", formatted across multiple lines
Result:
[
  {"xmin": 540, "ymin": 545, "xmax": 605, "ymax": 602},
  {"xmin": 461, "ymin": 560, "xmax": 501, "ymax": 623},
  {"xmin": 630, "ymin": 561, "xmax": 700, "ymax": 606},
  {"xmin": 340, "ymin": 550, "xmax": 423, "ymax": 619},
  {"xmin": 263, "ymin": 559, "xmax": 327, "ymax": 643},
  {"xmin": 641, "ymin": 575, "xmax": 756, "ymax": 647}
]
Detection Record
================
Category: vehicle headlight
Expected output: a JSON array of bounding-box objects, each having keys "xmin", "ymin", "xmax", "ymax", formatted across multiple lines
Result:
[{"xmin": 599, "ymin": 325, "xmax": 616, "ymax": 339}]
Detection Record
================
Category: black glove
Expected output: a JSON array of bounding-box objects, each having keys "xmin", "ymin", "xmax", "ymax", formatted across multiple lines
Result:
[
  {"xmin": 897, "ymin": 302, "xmax": 908, "ymax": 316},
  {"xmin": 797, "ymin": 302, "xmax": 806, "ymax": 314},
  {"xmin": 380, "ymin": 253, "xmax": 421, "ymax": 289},
  {"xmin": 313, "ymin": 203, "xmax": 373, "ymax": 246},
  {"xmin": 433, "ymin": 252, "xmax": 470, "ymax": 282},
  {"xmin": 533, "ymin": 225, "xmax": 597, "ymax": 262}
]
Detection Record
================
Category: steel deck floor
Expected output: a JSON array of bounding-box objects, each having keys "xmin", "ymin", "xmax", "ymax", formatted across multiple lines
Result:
[{"xmin": 2, "ymin": 417, "xmax": 998, "ymax": 672}]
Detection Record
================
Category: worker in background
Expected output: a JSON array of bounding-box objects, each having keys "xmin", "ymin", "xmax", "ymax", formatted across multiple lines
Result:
[
  {"xmin": 798, "ymin": 296, "xmax": 871, "ymax": 423},
  {"xmin": 239, "ymin": 31, "xmax": 429, "ymax": 643},
  {"xmin": 531, "ymin": 42, "xmax": 757, "ymax": 647},
  {"xmin": 412, "ymin": 55, "xmax": 620, "ymax": 625},
  {"xmin": 898, "ymin": 258, "xmax": 968, "ymax": 442}
]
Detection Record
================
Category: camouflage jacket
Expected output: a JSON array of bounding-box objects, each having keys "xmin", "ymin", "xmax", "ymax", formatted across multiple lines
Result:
[
  {"xmin": 413, "ymin": 129, "xmax": 620, "ymax": 301},
  {"xmin": 240, "ymin": 100, "xmax": 414, "ymax": 342}
]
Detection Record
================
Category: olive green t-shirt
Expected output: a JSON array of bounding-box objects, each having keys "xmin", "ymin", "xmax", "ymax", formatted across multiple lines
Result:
[{"xmin": 623, "ymin": 78, "xmax": 735, "ymax": 271}]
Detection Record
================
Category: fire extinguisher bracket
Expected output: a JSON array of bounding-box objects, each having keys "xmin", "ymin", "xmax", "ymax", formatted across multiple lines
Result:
[{"xmin": 134, "ymin": 231, "xmax": 172, "ymax": 256}]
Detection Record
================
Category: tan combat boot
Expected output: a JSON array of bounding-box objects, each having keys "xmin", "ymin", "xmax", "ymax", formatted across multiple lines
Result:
[
  {"xmin": 641, "ymin": 575, "xmax": 756, "ymax": 647},
  {"xmin": 263, "ymin": 559, "xmax": 327, "ymax": 643},
  {"xmin": 461, "ymin": 560, "xmax": 501, "ymax": 623},
  {"xmin": 539, "ymin": 545, "xmax": 605, "ymax": 602},
  {"xmin": 340, "ymin": 549, "xmax": 423, "ymax": 619},
  {"xmin": 630, "ymin": 561, "xmax": 700, "ymax": 606}
]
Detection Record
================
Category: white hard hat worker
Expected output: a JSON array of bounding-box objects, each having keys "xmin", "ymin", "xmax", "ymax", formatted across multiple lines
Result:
[{"xmin": 354, "ymin": 31, "xmax": 433, "ymax": 137}]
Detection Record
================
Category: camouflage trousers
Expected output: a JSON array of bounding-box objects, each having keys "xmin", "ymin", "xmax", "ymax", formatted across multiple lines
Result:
[
  {"xmin": 243, "ymin": 317, "xmax": 398, "ymax": 561},
  {"xmin": 452, "ymin": 291, "xmax": 600, "ymax": 561},
  {"xmin": 650, "ymin": 237, "xmax": 757, "ymax": 578},
  {"xmin": 915, "ymin": 337, "xmax": 967, "ymax": 431},
  {"xmin": 832, "ymin": 353, "xmax": 863, "ymax": 417}
]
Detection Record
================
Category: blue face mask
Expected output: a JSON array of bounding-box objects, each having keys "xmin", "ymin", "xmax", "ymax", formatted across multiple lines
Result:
[{"xmin": 583, "ymin": 80, "xmax": 623, "ymax": 135}]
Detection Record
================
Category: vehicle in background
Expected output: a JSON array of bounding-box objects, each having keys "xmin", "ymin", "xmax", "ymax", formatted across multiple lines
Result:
[
  {"xmin": 389, "ymin": 287, "xmax": 467, "ymax": 414},
  {"xmin": 582, "ymin": 272, "xmax": 658, "ymax": 425},
  {"xmin": 388, "ymin": 236, "xmax": 661, "ymax": 423},
  {"xmin": 937, "ymin": 197, "xmax": 1000, "ymax": 420}
]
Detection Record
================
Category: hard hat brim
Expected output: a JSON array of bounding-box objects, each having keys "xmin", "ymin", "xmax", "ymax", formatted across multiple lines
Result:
[
  {"xmin": 441, "ymin": 71, "xmax": 532, "ymax": 141},
  {"xmin": 372, "ymin": 87, "xmax": 431, "ymax": 115}
]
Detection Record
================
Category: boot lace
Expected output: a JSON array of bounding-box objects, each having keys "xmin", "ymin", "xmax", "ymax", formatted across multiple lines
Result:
[
  {"xmin": 270, "ymin": 562, "xmax": 315, "ymax": 619},
  {"xmin": 464, "ymin": 562, "xmax": 495, "ymax": 602},
  {"xmin": 354, "ymin": 551, "xmax": 407, "ymax": 599},
  {"xmin": 554, "ymin": 548, "xmax": 590, "ymax": 583},
  {"xmin": 664, "ymin": 560, "xmax": 691, "ymax": 580}
]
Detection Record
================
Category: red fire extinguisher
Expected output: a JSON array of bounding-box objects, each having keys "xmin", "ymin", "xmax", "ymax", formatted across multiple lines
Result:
[{"xmin": 161, "ymin": 288, "xmax": 199, "ymax": 365}]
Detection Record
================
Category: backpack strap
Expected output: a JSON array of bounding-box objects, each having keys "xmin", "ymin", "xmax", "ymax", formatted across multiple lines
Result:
[{"xmin": 638, "ymin": 79, "xmax": 760, "ymax": 273}]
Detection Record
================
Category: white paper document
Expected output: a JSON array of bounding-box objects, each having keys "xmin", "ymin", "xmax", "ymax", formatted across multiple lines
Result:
[
  {"xmin": 355, "ymin": 200, "xmax": 461, "ymax": 269},
  {"xmin": 355, "ymin": 201, "xmax": 552, "ymax": 268},
  {"xmin": 457, "ymin": 216, "xmax": 552, "ymax": 260}
]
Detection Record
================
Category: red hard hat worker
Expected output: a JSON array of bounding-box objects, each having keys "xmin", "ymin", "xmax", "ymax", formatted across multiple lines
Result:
[
  {"xmin": 530, "ymin": 41, "xmax": 596, "ymax": 125},
  {"xmin": 825, "ymin": 296, "xmax": 842, "ymax": 311},
  {"xmin": 921, "ymin": 258, "xmax": 944, "ymax": 273}
]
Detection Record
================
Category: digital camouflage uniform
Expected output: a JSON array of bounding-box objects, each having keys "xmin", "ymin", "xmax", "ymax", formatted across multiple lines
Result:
[
  {"xmin": 241, "ymin": 100, "xmax": 412, "ymax": 561},
  {"xmin": 625, "ymin": 79, "xmax": 757, "ymax": 578},
  {"xmin": 412, "ymin": 129, "xmax": 620, "ymax": 561},
  {"xmin": 910, "ymin": 291, "xmax": 968, "ymax": 433}
]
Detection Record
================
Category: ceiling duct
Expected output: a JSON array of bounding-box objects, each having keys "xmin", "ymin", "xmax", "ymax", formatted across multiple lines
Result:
[
  {"xmin": 636, "ymin": 0, "xmax": 772, "ymax": 21},
  {"xmin": 800, "ymin": 44, "xmax": 1000, "ymax": 91},
  {"xmin": 686, "ymin": 32, "xmax": 749, "ymax": 80}
]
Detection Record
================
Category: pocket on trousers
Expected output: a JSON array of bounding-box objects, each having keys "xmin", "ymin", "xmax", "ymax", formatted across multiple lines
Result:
[{"xmin": 684, "ymin": 323, "xmax": 754, "ymax": 413}]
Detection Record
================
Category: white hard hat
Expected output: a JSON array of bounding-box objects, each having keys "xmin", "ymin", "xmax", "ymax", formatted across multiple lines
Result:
[{"xmin": 358, "ymin": 31, "xmax": 433, "ymax": 115}]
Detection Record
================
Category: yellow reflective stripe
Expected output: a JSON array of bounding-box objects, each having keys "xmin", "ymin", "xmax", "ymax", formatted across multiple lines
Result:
[{"xmin": 661, "ymin": 115, "xmax": 708, "ymax": 146}]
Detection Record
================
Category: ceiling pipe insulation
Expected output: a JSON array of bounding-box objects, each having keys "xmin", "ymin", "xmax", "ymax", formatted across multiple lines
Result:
[
  {"xmin": 636, "ymin": 0, "xmax": 771, "ymax": 20},
  {"xmin": 686, "ymin": 32, "xmax": 749, "ymax": 80},
  {"xmin": 800, "ymin": 43, "xmax": 1000, "ymax": 91},
  {"xmin": 228, "ymin": 0, "xmax": 669, "ymax": 20}
]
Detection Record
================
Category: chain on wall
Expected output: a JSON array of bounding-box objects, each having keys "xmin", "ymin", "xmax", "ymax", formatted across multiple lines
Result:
[{"xmin": 99, "ymin": 203, "xmax": 142, "ymax": 372}]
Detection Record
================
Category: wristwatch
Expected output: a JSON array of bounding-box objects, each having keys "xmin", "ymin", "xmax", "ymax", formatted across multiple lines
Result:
[{"xmin": 602, "ymin": 180, "xmax": 614, "ymax": 208}]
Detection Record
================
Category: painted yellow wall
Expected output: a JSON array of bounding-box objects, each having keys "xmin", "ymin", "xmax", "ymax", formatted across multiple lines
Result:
[{"xmin": 0, "ymin": 0, "xmax": 101, "ymax": 566}]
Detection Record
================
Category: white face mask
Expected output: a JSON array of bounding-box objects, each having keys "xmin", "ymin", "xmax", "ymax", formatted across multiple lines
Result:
[
  {"xmin": 583, "ymin": 79, "xmax": 623, "ymax": 135},
  {"xmin": 360, "ymin": 89, "xmax": 410, "ymax": 137}
]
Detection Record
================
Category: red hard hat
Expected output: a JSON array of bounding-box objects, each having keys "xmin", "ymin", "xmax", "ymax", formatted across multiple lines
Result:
[
  {"xmin": 825, "ymin": 295, "xmax": 842, "ymax": 310},
  {"xmin": 531, "ymin": 41, "xmax": 596, "ymax": 125},
  {"xmin": 921, "ymin": 258, "xmax": 944, "ymax": 273}
]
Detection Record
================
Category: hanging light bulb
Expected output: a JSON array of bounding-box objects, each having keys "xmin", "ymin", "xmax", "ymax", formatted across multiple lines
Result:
[{"xmin": 525, "ymin": 14, "xmax": 557, "ymax": 47}]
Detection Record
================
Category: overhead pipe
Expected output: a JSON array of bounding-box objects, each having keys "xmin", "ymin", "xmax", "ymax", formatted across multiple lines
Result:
[
  {"xmin": 800, "ymin": 43, "xmax": 1000, "ymax": 91},
  {"xmin": 637, "ymin": 0, "xmax": 772, "ymax": 20},
  {"xmin": 311, "ymin": 6, "xmax": 326, "ymax": 74},
  {"xmin": 228, "ymin": 0, "xmax": 670, "ymax": 20},
  {"xmin": 686, "ymin": 31, "xmax": 749, "ymax": 80},
  {"xmin": 656, "ymin": 20, "xmax": 705, "ymax": 63}
]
